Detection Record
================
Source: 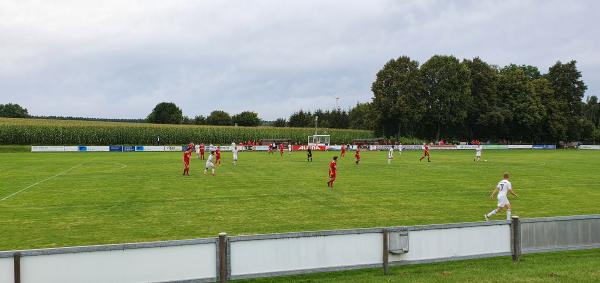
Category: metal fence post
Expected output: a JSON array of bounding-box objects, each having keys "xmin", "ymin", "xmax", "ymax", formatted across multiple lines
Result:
[
  {"xmin": 382, "ymin": 229, "xmax": 389, "ymax": 275},
  {"xmin": 218, "ymin": 232, "xmax": 229, "ymax": 283},
  {"xmin": 511, "ymin": 216, "xmax": 521, "ymax": 262},
  {"xmin": 14, "ymin": 252, "xmax": 21, "ymax": 283}
]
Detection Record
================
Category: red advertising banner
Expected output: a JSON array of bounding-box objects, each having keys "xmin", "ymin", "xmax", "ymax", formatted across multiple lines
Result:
[{"xmin": 292, "ymin": 145, "xmax": 327, "ymax": 151}]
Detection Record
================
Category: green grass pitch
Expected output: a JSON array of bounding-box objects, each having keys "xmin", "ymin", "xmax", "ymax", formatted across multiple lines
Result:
[{"xmin": 1, "ymin": 149, "xmax": 599, "ymax": 251}]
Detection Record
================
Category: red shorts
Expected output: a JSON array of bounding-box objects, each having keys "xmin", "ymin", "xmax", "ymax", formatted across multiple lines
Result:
[{"xmin": 424, "ymin": 152, "xmax": 430, "ymax": 156}]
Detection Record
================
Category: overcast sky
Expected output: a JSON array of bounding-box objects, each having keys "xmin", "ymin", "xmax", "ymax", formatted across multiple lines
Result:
[{"xmin": 1, "ymin": 0, "xmax": 599, "ymax": 120}]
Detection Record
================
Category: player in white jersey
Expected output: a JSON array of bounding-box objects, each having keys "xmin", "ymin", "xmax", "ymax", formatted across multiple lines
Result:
[
  {"xmin": 288, "ymin": 143, "xmax": 292, "ymax": 155},
  {"xmin": 204, "ymin": 151, "xmax": 216, "ymax": 176},
  {"xmin": 474, "ymin": 145, "xmax": 482, "ymax": 161},
  {"xmin": 485, "ymin": 172, "xmax": 518, "ymax": 221},
  {"xmin": 231, "ymin": 142, "xmax": 238, "ymax": 165},
  {"xmin": 397, "ymin": 143, "xmax": 402, "ymax": 156},
  {"xmin": 387, "ymin": 146, "xmax": 394, "ymax": 164}
]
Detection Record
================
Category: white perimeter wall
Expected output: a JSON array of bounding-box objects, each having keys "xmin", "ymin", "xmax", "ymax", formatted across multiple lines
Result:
[
  {"xmin": 390, "ymin": 225, "xmax": 511, "ymax": 262},
  {"xmin": 17, "ymin": 244, "xmax": 216, "ymax": 283},
  {"xmin": 0, "ymin": 257, "xmax": 13, "ymax": 283},
  {"xmin": 230, "ymin": 233, "xmax": 382, "ymax": 277},
  {"xmin": 0, "ymin": 223, "xmax": 515, "ymax": 282}
]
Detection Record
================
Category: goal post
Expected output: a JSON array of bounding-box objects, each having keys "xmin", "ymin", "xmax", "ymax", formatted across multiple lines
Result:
[{"xmin": 308, "ymin": 134, "xmax": 330, "ymax": 146}]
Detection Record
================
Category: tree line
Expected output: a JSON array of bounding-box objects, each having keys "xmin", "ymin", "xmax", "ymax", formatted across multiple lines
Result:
[
  {"xmin": 146, "ymin": 102, "xmax": 262, "ymax": 127},
  {"xmin": 279, "ymin": 56, "xmax": 600, "ymax": 143},
  {"xmin": 369, "ymin": 56, "xmax": 598, "ymax": 143}
]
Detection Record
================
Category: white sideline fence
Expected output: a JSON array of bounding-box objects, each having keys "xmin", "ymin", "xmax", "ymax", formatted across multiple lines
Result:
[{"xmin": 1, "ymin": 214, "xmax": 598, "ymax": 283}]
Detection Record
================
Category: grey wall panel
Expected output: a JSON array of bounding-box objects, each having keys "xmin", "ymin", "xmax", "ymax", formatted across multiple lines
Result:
[{"xmin": 521, "ymin": 218, "xmax": 600, "ymax": 252}]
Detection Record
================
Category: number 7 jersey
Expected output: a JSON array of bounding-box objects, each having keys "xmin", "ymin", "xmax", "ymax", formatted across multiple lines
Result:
[{"xmin": 497, "ymin": 180, "xmax": 512, "ymax": 198}]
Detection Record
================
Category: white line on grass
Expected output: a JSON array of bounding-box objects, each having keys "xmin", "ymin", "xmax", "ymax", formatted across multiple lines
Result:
[{"xmin": 0, "ymin": 162, "xmax": 86, "ymax": 202}]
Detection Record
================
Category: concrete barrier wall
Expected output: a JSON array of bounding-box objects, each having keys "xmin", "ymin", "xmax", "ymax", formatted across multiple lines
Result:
[
  {"xmin": 0, "ymin": 257, "xmax": 12, "ymax": 283},
  {"xmin": 0, "ymin": 239, "xmax": 217, "ymax": 283},
  {"xmin": 390, "ymin": 222, "xmax": 511, "ymax": 263},
  {"xmin": 230, "ymin": 230, "xmax": 382, "ymax": 280},
  {"xmin": 521, "ymin": 215, "xmax": 600, "ymax": 253}
]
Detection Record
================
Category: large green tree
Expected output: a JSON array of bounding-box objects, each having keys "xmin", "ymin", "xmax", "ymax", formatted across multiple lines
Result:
[
  {"xmin": 0, "ymin": 103, "xmax": 30, "ymax": 118},
  {"xmin": 371, "ymin": 56, "xmax": 425, "ymax": 137},
  {"xmin": 421, "ymin": 55, "xmax": 471, "ymax": 140},
  {"xmin": 288, "ymin": 110, "xmax": 313, "ymax": 127},
  {"xmin": 273, "ymin": 118, "xmax": 287, "ymax": 127},
  {"xmin": 463, "ymin": 58, "xmax": 504, "ymax": 140},
  {"xmin": 348, "ymin": 102, "xmax": 373, "ymax": 130},
  {"xmin": 194, "ymin": 115, "xmax": 206, "ymax": 125},
  {"xmin": 206, "ymin": 110, "xmax": 232, "ymax": 126},
  {"xmin": 545, "ymin": 60, "xmax": 587, "ymax": 141},
  {"xmin": 584, "ymin": 96, "xmax": 599, "ymax": 127},
  {"xmin": 497, "ymin": 65, "xmax": 545, "ymax": 142},
  {"xmin": 146, "ymin": 102, "xmax": 183, "ymax": 124},
  {"xmin": 232, "ymin": 111, "xmax": 261, "ymax": 126}
]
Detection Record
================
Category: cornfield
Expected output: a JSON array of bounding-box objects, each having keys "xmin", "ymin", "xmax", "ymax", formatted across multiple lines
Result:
[{"xmin": 0, "ymin": 118, "xmax": 373, "ymax": 145}]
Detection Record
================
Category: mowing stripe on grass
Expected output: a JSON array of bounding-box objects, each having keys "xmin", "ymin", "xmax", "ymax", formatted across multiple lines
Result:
[{"xmin": 0, "ymin": 162, "xmax": 87, "ymax": 202}]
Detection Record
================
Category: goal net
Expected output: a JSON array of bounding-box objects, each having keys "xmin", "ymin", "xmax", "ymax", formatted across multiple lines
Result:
[{"xmin": 308, "ymin": 135, "xmax": 330, "ymax": 146}]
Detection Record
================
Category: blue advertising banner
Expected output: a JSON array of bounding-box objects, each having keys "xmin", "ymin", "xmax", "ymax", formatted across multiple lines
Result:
[
  {"xmin": 135, "ymin": 146, "xmax": 144, "ymax": 152},
  {"xmin": 78, "ymin": 146, "xmax": 87, "ymax": 152},
  {"xmin": 109, "ymin": 145, "xmax": 123, "ymax": 152},
  {"xmin": 123, "ymin": 146, "xmax": 135, "ymax": 152},
  {"xmin": 533, "ymin": 145, "xmax": 556, "ymax": 149}
]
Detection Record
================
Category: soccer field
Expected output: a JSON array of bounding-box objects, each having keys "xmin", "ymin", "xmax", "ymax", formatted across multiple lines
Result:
[{"xmin": 1, "ymin": 149, "xmax": 599, "ymax": 251}]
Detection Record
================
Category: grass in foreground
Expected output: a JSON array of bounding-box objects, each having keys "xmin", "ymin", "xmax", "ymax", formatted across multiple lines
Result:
[
  {"xmin": 239, "ymin": 249, "xmax": 600, "ymax": 282},
  {"xmin": 1, "ymin": 150, "xmax": 599, "ymax": 250}
]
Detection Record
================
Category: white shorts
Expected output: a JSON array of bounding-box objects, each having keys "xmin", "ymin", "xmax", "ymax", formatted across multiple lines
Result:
[
  {"xmin": 476, "ymin": 152, "xmax": 481, "ymax": 157},
  {"xmin": 205, "ymin": 162, "xmax": 214, "ymax": 169},
  {"xmin": 497, "ymin": 196, "xmax": 509, "ymax": 207},
  {"xmin": 233, "ymin": 154, "xmax": 238, "ymax": 161}
]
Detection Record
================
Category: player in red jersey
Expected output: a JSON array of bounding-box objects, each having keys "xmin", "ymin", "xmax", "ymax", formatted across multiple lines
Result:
[
  {"xmin": 279, "ymin": 143, "xmax": 284, "ymax": 157},
  {"xmin": 327, "ymin": 156, "xmax": 338, "ymax": 188},
  {"xmin": 340, "ymin": 144, "xmax": 346, "ymax": 157},
  {"xmin": 268, "ymin": 143, "xmax": 273, "ymax": 154},
  {"xmin": 183, "ymin": 143, "xmax": 193, "ymax": 175},
  {"xmin": 419, "ymin": 143, "xmax": 431, "ymax": 162},
  {"xmin": 354, "ymin": 147, "xmax": 361, "ymax": 165},
  {"xmin": 198, "ymin": 143, "xmax": 205, "ymax": 160},
  {"xmin": 215, "ymin": 146, "xmax": 221, "ymax": 166}
]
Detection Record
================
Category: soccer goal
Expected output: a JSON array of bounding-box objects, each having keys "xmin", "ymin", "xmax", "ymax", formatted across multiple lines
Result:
[{"xmin": 308, "ymin": 134, "xmax": 330, "ymax": 146}]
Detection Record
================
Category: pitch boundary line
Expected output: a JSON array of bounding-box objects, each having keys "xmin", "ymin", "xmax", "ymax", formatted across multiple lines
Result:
[{"xmin": 0, "ymin": 162, "xmax": 86, "ymax": 202}]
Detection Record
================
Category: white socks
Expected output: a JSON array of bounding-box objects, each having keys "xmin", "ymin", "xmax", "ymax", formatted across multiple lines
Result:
[{"xmin": 486, "ymin": 209, "xmax": 512, "ymax": 220}]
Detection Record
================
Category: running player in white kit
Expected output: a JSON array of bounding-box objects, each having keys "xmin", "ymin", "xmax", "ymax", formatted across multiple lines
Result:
[
  {"xmin": 204, "ymin": 151, "xmax": 216, "ymax": 176},
  {"xmin": 231, "ymin": 142, "xmax": 238, "ymax": 166},
  {"xmin": 485, "ymin": 172, "xmax": 518, "ymax": 221},
  {"xmin": 387, "ymin": 146, "xmax": 394, "ymax": 164},
  {"xmin": 397, "ymin": 143, "xmax": 402, "ymax": 157},
  {"xmin": 474, "ymin": 145, "xmax": 482, "ymax": 161}
]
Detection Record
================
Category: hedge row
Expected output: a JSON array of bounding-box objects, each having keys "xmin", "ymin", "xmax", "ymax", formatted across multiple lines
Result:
[{"xmin": 0, "ymin": 118, "xmax": 373, "ymax": 145}]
